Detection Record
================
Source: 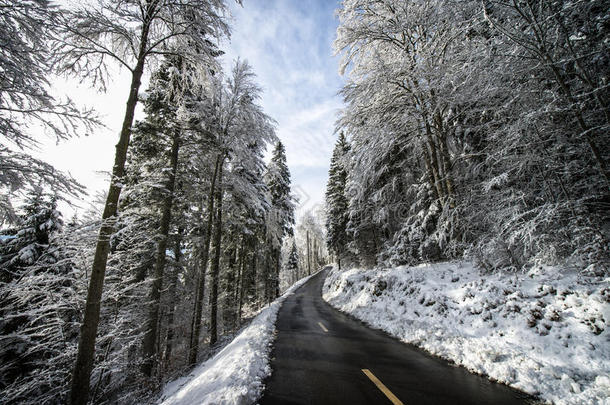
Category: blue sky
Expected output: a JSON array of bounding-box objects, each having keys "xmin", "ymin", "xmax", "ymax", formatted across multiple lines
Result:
[
  {"xmin": 40, "ymin": 0, "xmax": 344, "ymax": 216},
  {"xmin": 222, "ymin": 0, "xmax": 344, "ymax": 212}
]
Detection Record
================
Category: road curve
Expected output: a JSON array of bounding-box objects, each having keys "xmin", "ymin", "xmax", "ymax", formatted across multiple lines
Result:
[{"xmin": 260, "ymin": 267, "xmax": 535, "ymax": 405}]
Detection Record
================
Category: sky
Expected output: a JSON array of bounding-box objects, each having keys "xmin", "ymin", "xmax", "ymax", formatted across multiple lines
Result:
[{"xmin": 39, "ymin": 0, "xmax": 344, "ymax": 217}]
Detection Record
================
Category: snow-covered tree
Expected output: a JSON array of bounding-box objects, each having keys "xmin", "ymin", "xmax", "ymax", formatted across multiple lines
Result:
[
  {"xmin": 481, "ymin": 0, "xmax": 609, "ymax": 186},
  {"xmin": 283, "ymin": 239, "xmax": 299, "ymax": 286},
  {"xmin": 295, "ymin": 207, "xmax": 328, "ymax": 278},
  {"xmin": 0, "ymin": 189, "xmax": 63, "ymax": 281},
  {"xmin": 56, "ymin": 1, "xmax": 233, "ymax": 400},
  {"xmin": 325, "ymin": 132, "xmax": 350, "ymax": 269},
  {"xmin": 264, "ymin": 141, "xmax": 295, "ymax": 300},
  {"xmin": 0, "ymin": 192, "xmax": 83, "ymax": 404},
  {"xmin": 0, "ymin": 1, "xmax": 98, "ymax": 225},
  {"xmin": 333, "ymin": 0, "xmax": 608, "ymax": 272}
]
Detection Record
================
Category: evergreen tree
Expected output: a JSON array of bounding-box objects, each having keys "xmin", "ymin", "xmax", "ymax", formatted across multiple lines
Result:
[
  {"xmin": 0, "ymin": 191, "xmax": 79, "ymax": 404},
  {"xmin": 137, "ymin": 54, "xmax": 190, "ymax": 378},
  {"xmin": 267, "ymin": 142, "xmax": 295, "ymax": 237},
  {"xmin": 325, "ymin": 132, "xmax": 350, "ymax": 269},
  {"xmin": 265, "ymin": 141, "xmax": 295, "ymax": 299},
  {"xmin": 285, "ymin": 240, "xmax": 299, "ymax": 284},
  {"xmin": 59, "ymin": 2, "xmax": 232, "ymax": 400},
  {"xmin": 0, "ymin": 189, "xmax": 63, "ymax": 282}
]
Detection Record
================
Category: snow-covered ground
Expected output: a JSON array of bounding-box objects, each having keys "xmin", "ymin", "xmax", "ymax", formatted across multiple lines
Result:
[
  {"xmin": 158, "ymin": 273, "xmax": 315, "ymax": 405},
  {"xmin": 323, "ymin": 262, "xmax": 609, "ymax": 405}
]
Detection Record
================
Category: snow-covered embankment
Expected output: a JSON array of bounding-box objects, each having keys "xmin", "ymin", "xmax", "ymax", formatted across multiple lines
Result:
[
  {"xmin": 158, "ymin": 274, "xmax": 314, "ymax": 405},
  {"xmin": 323, "ymin": 262, "xmax": 609, "ymax": 404}
]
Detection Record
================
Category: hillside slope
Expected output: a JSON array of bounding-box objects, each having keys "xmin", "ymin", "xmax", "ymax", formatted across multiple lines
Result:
[{"xmin": 323, "ymin": 262, "xmax": 609, "ymax": 404}]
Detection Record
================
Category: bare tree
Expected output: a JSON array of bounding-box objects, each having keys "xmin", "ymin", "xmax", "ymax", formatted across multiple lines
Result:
[
  {"xmin": 0, "ymin": 0, "xmax": 99, "ymax": 224},
  {"xmin": 481, "ymin": 0, "xmax": 609, "ymax": 187}
]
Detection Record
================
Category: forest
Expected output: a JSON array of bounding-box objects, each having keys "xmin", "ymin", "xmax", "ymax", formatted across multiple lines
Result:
[
  {"xmin": 1, "ymin": 0, "xmax": 608, "ymax": 404},
  {"xmin": 0, "ymin": 1, "xmax": 329, "ymax": 403},
  {"xmin": 325, "ymin": 0, "xmax": 609, "ymax": 274}
]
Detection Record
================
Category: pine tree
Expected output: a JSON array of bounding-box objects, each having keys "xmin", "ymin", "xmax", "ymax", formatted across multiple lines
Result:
[
  {"xmin": 285, "ymin": 240, "xmax": 299, "ymax": 284},
  {"xmin": 0, "ymin": 191, "xmax": 78, "ymax": 404},
  {"xmin": 0, "ymin": 189, "xmax": 63, "ymax": 282},
  {"xmin": 267, "ymin": 142, "xmax": 295, "ymax": 237},
  {"xmin": 265, "ymin": 141, "xmax": 295, "ymax": 299},
  {"xmin": 137, "ymin": 55, "xmax": 190, "ymax": 378},
  {"xmin": 59, "ymin": 2, "xmax": 231, "ymax": 400},
  {"xmin": 325, "ymin": 132, "xmax": 350, "ymax": 269}
]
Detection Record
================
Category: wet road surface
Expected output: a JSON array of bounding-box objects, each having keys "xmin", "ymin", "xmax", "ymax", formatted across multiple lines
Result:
[{"xmin": 260, "ymin": 268, "xmax": 535, "ymax": 405}]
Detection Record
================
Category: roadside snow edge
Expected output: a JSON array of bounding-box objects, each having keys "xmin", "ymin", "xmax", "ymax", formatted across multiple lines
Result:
[{"xmin": 158, "ymin": 272, "xmax": 316, "ymax": 405}]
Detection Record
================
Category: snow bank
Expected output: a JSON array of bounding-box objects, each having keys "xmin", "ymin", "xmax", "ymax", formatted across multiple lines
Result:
[
  {"xmin": 158, "ymin": 274, "xmax": 315, "ymax": 405},
  {"xmin": 323, "ymin": 262, "xmax": 610, "ymax": 405}
]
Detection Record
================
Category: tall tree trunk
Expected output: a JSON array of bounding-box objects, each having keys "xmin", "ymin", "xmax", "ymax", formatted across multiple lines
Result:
[
  {"xmin": 313, "ymin": 239, "xmax": 318, "ymax": 271},
  {"xmin": 251, "ymin": 237, "xmax": 260, "ymax": 304},
  {"xmin": 235, "ymin": 236, "xmax": 246, "ymax": 326},
  {"xmin": 421, "ymin": 146, "xmax": 439, "ymax": 200},
  {"xmin": 434, "ymin": 110, "xmax": 454, "ymax": 202},
  {"xmin": 306, "ymin": 231, "xmax": 311, "ymax": 276},
  {"xmin": 237, "ymin": 238, "xmax": 247, "ymax": 325},
  {"xmin": 188, "ymin": 154, "xmax": 221, "ymax": 366},
  {"xmin": 234, "ymin": 237, "xmax": 244, "ymax": 303},
  {"xmin": 274, "ymin": 248, "xmax": 280, "ymax": 298},
  {"xmin": 208, "ymin": 159, "xmax": 224, "ymax": 346},
  {"xmin": 187, "ymin": 199, "xmax": 203, "ymax": 360},
  {"xmin": 141, "ymin": 130, "xmax": 180, "ymax": 377},
  {"xmin": 264, "ymin": 247, "xmax": 272, "ymax": 304},
  {"xmin": 69, "ymin": 15, "xmax": 152, "ymax": 405},
  {"xmin": 164, "ymin": 232, "xmax": 182, "ymax": 369},
  {"xmin": 425, "ymin": 120, "xmax": 446, "ymax": 201},
  {"xmin": 223, "ymin": 245, "xmax": 237, "ymax": 328},
  {"xmin": 418, "ymin": 117, "xmax": 443, "ymax": 201}
]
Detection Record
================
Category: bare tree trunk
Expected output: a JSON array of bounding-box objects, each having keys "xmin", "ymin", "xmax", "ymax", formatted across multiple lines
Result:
[
  {"xmin": 69, "ymin": 15, "xmax": 152, "ymax": 405},
  {"xmin": 417, "ymin": 116, "xmax": 443, "ymax": 202},
  {"xmin": 236, "ymin": 237, "xmax": 246, "ymax": 326},
  {"xmin": 188, "ymin": 154, "xmax": 221, "ymax": 366},
  {"xmin": 274, "ymin": 248, "xmax": 280, "ymax": 298},
  {"xmin": 306, "ymin": 231, "xmax": 311, "ymax": 276},
  {"xmin": 421, "ymin": 145, "xmax": 439, "ymax": 200},
  {"xmin": 313, "ymin": 239, "xmax": 318, "ymax": 272},
  {"xmin": 264, "ymin": 248, "xmax": 271, "ymax": 304},
  {"xmin": 223, "ymin": 244, "xmax": 237, "ymax": 329},
  {"xmin": 141, "ymin": 130, "xmax": 180, "ymax": 377},
  {"xmin": 425, "ymin": 119, "xmax": 446, "ymax": 201},
  {"xmin": 251, "ymin": 237, "xmax": 260, "ymax": 304},
  {"xmin": 164, "ymin": 232, "xmax": 182, "ymax": 369},
  {"xmin": 434, "ymin": 110, "xmax": 454, "ymax": 202},
  {"xmin": 208, "ymin": 159, "xmax": 224, "ymax": 346}
]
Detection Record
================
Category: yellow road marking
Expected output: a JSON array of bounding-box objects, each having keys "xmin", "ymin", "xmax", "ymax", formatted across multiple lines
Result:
[
  {"xmin": 317, "ymin": 322, "xmax": 329, "ymax": 332},
  {"xmin": 362, "ymin": 369, "xmax": 404, "ymax": 405}
]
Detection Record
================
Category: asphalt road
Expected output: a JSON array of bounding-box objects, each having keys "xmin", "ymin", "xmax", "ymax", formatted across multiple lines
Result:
[{"xmin": 259, "ymin": 267, "xmax": 535, "ymax": 405}]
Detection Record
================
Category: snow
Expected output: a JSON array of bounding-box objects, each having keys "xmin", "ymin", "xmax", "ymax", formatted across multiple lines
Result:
[
  {"xmin": 322, "ymin": 262, "xmax": 610, "ymax": 405},
  {"xmin": 158, "ymin": 273, "xmax": 316, "ymax": 405}
]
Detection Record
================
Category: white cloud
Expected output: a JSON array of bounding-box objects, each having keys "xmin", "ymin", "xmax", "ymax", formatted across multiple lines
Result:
[
  {"xmin": 222, "ymin": 0, "xmax": 345, "ymax": 208},
  {"xmin": 279, "ymin": 98, "xmax": 341, "ymax": 168},
  {"xmin": 38, "ymin": 0, "xmax": 344, "ymax": 215}
]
